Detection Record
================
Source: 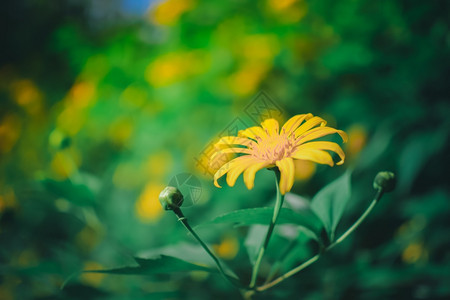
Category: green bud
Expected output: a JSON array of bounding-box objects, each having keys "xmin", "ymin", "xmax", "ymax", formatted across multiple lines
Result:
[
  {"xmin": 373, "ymin": 171, "xmax": 396, "ymax": 193},
  {"xmin": 159, "ymin": 186, "xmax": 184, "ymax": 210}
]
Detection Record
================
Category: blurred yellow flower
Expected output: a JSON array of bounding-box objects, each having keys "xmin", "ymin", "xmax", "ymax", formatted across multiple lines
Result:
[
  {"xmin": 75, "ymin": 226, "xmax": 100, "ymax": 254},
  {"xmin": 81, "ymin": 261, "xmax": 105, "ymax": 287},
  {"xmin": 213, "ymin": 236, "xmax": 239, "ymax": 260},
  {"xmin": 57, "ymin": 106, "xmax": 85, "ymax": 136},
  {"xmin": 135, "ymin": 183, "xmax": 165, "ymax": 223},
  {"xmin": 108, "ymin": 118, "xmax": 134, "ymax": 147},
  {"xmin": 346, "ymin": 124, "xmax": 367, "ymax": 158},
  {"xmin": 0, "ymin": 284, "xmax": 13, "ymax": 300},
  {"xmin": 267, "ymin": 0, "xmax": 307, "ymax": 23},
  {"xmin": 145, "ymin": 50, "xmax": 209, "ymax": 87},
  {"xmin": 10, "ymin": 79, "xmax": 43, "ymax": 115},
  {"xmin": 0, "ymin": 188, "xmax": 17, "ymax": 214},
  {"xmin": 210, "ymin": 114, "xmax": 347, "ymax": 195},
  {"xmin": 294, "ymin": 159, "xmax": 316, "ymax": 181},
  {"xmin": 150, "ymin": 0, "xmax": 195, "ymax": 26},
  {"xmin": 67, "ymin": 81, "xmax": 96, "ymax": 109},
  {"xmin": 50, "ymin": 149, "xmax": 81, "ymax": 179},
  {"xmin": 402, "ymin": 241, "xmax": 428, "ymax": 264},
  {"xmin": 0, "ymin": 114, "xmax": 21, "ymax": 154},
  {"xmin": 144, "ymin": 151, "xmax": 174, "ymax": 178},
  {"xmin": 227, "ymin": 62, "xmax": 269, "ymax": 96},
  {"xmin": 120, "ymin": 84, "xmax": 147, "ymax": 109},
  {"xmin": 240, "ymin": 35, "xmax": 280, "ymax": 62}
]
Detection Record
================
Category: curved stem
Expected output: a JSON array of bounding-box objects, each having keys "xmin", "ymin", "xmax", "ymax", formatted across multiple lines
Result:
[
  {"xmin": 249, "ymin": 169, "xmax": 285, "ymax": 288},
  {"xmin": 328, "ymin": 189, "xmax": 383, "ymax": 251},
  {"xmin": 173, "ymin": 208, "xmax": 241, "ymax": 288},
  {"xmin": 255, "ymin": 188, "xmax": 384, "ymax": 293}
]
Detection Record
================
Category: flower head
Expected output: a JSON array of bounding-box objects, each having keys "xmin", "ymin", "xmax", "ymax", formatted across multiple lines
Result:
[{"xmin": 210, "ymin": 114, "xmax": 348, "ymax": 195}]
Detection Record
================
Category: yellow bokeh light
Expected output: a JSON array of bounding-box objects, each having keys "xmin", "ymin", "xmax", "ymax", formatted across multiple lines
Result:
[
  {"xmin": 402, "ymin": 241, "xmax": 427, "ymax": 264},
  {"xmin": 135, "ymin": 183, "xmax": 165, "ymax": 223},
  {"xmin": 120, "ymin": 85, "xmax": 147, "ymax": 109},
  {"xmin": 75, "ymin": 226, "xmax": 100, "ymax": 254},
  {"xmin": 108, "ymin": 118, "xmax": 134, "ymax": 147},
  {"xmin": 294, "ymin": 159, "xmax": 316, "ymax": 181},
  {"xmin": 240, "ymin": 34, "xmax": 280, "ymax": 62},
  {"xmin": 144, "ymin": 151, "xmax": 174, "ymax": 179},
  {"xmin": 0, "ymin": 188, "xmax": 17, "ymax": 214},
  {"xmin": 145, "ymin": 50, "xmax": 209, "ymax": 87},
  {"xmin": 150, "ymin": 0, "xmax": 195, "ymax": 26},
  {"xmin": 213, "ymin": 236, "xmax": 239, "ymax": 260},
  {"xmin": 0, "ymin": 114, "xmax": 21, "ymax": 154},
  {"xmin": 57, "ymin": 106, "xmax": 86, "ymax": 136},
  {"xmin": 67, "ymin": 81, "xmax": 97, "ymax": 109},
  {"xmin": 50, "ymin": 149, "xmax": 81, "ymax": 179},
  {"xmin": 227, "ymin": 63, "xmax": 270, "ymax": 96},
  {"xmin": 267, "ymin": 0, "xmax": 307, "ymax": 24},
  {"xmin": 10, "ymin": 79, "xmax": 43, "ymax": 115},
  {"xmin": 347, "ymin": 125, "xmax": 368, "ymax": 158},
  {"xmin": 81, "ymin": 261, "xmax": 106, "ymax": 287},
  {"xmin": 268, "ymin": 0, "xmax": 298, "ymax": 11}
]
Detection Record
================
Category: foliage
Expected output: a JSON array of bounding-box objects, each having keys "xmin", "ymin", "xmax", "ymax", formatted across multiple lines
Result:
[{"xmin": 1, "ymin": 0, "xmax": 449, "ymax": 299}]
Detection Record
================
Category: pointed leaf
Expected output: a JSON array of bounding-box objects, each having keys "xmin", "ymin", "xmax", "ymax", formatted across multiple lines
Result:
[
  {"xmin": 85, "ymin": 255, "xmax": 216, "ymax": 275},
  {"xmin": 310, "ymin": 171, "xmax": 352, "ymax": 240},
  {"xmin": 201, "ymin": 206, "xmax": 324, "ymax": 241}
]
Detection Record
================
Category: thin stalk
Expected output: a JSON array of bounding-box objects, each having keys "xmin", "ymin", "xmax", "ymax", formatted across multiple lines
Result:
[
  {"xmin": 249, "ymin": 170, "xmax": 285, "ymax": 288},
  {"xmin": 255, "ymin": 188, "xmax": 384, "ymax": 293},
  {"xmin": 172, "ymin": 208, "xmax": 240, "ymax": 288}
]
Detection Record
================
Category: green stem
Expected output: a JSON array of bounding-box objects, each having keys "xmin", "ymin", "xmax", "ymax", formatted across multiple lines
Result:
[
  {"xmin": 172, "ymin": 208, "xmax": 240, "ymax": 288},
  {"xmin": 327, "ymin": 189, "xmax": 383, "ymax": 251},
  {"xmin": 249, "ymin": 169, "xmax": 285, "ymax": 288},
  {"xmin": 264, "ymin": 239, "xmax": 298, "ymax": 284},
  {"xmin": 255, "ymin": 188, "xmax": 384, "ymax": 293}
]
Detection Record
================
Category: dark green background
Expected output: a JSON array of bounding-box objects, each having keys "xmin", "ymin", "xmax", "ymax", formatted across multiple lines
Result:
[{"xmin": 1, "ymin": 0, "xmax": 449, "ymax": 299}]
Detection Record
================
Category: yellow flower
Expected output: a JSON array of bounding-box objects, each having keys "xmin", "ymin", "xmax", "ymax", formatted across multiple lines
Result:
[{"xmin": 210, "ymin": 114, "xmax": 348, "ymax": 195}]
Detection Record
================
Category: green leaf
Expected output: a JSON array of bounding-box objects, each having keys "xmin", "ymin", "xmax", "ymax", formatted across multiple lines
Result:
[
  {"xmin": 310, "ymin": 171, "xmax": 352, "ymax": 240},
  {"xmin": 136, "ymin": 242, "xmax": 238, "ymax": 279},
  {"xmin": 202, "ymin": 206, "xmax": 324, "ymax": 241},
  {"xmin": 41, "ymin": 173, "xmax": 100, "ymax": 207},
  {"xmin": 85, "ymin": 255, "xmax": 216, "ymax": 276},
  {"xmin": 244, "ymin": 225, "xmax": 268, "ymax": 265}
]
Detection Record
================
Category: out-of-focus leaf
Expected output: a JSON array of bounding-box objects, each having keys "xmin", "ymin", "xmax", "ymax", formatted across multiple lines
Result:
[
  {"xmin": 398, "ymin": 128, "xmax": 448, "ymax": 193},
  {"xmin": 42, "ymin": 178, "xmax": 96, "ymax": 207},
  {"xmin": 86, "ymin": 255, "xmax": 216, "ymax": 275},
  {"xmin": 137, "ymin": 242, "xmax": 238, "ymax": 279},
  {"xmin": 310, "ymin": 171, "xmax": 352, "ymax": 240},
  {"xmin": 201, "ymin": 206, "xmax": 324, "ymax": 241}
]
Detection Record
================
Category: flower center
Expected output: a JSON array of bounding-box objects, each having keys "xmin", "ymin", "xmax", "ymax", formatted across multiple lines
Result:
[{"xmin": 251, "ymin": 132, "xmax": 296, "ymax": 163}]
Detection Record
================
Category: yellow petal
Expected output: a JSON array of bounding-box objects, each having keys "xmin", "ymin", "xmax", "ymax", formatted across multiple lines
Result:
[
  {"xmin": 210, "ymin": 148, "xmax": 252, "ymax": 166},
  {"xmin": 275, "ymin": 157, "xmax": 295, "ymax": 195},
  {"xmin": 243, "ymin": 161, "xmax": 270, "ymax": 190},
  {"xmin": 291, "ymin": 149, "xmax": 334, "ymax": 167},
  {"xmin": 226, "ymin": 156, "xmax": 257, "ymax": 187},
  {"xmin": 214, "ymin": 156, "xmax": 246, "ymax": 188},
  {"xmin": 239, "ymin": 126, "xmax": 268, "ymax": 140},
  {"xmin": 260, "ymin": 118, "xmax": 279, "ymax": 135},
  {"xmin": 296, "ymin": 127, "xmax": 348, "ymax": 144},
  {"xmin": 214, "ymin": 136, "xmax": 255, "ymax": 148},
  {"xmin": 281, "ymin": 113, "xmax": 313, "ymax": 136},
  {"xmin": 295, "ymin": 141, "xmax": 345, "ymax": 165},
  {"xmin": 294, "ymin": 116, "xmax": 327, "ymax": 137}
]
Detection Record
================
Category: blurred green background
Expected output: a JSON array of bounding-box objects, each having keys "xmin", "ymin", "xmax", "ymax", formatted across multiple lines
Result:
[{"xmin": 1, "ymin": 0, "xmax": 449, "ymax": 299}]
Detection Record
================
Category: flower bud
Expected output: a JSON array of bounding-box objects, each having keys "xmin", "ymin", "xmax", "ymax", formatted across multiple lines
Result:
[
  {"xmin": 159, "ymin": 186, "xmax": 184, "ymax": 210},
  {"xmin": 373, "ymin": 171, "xmax": 396, "ymax": 193}
]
